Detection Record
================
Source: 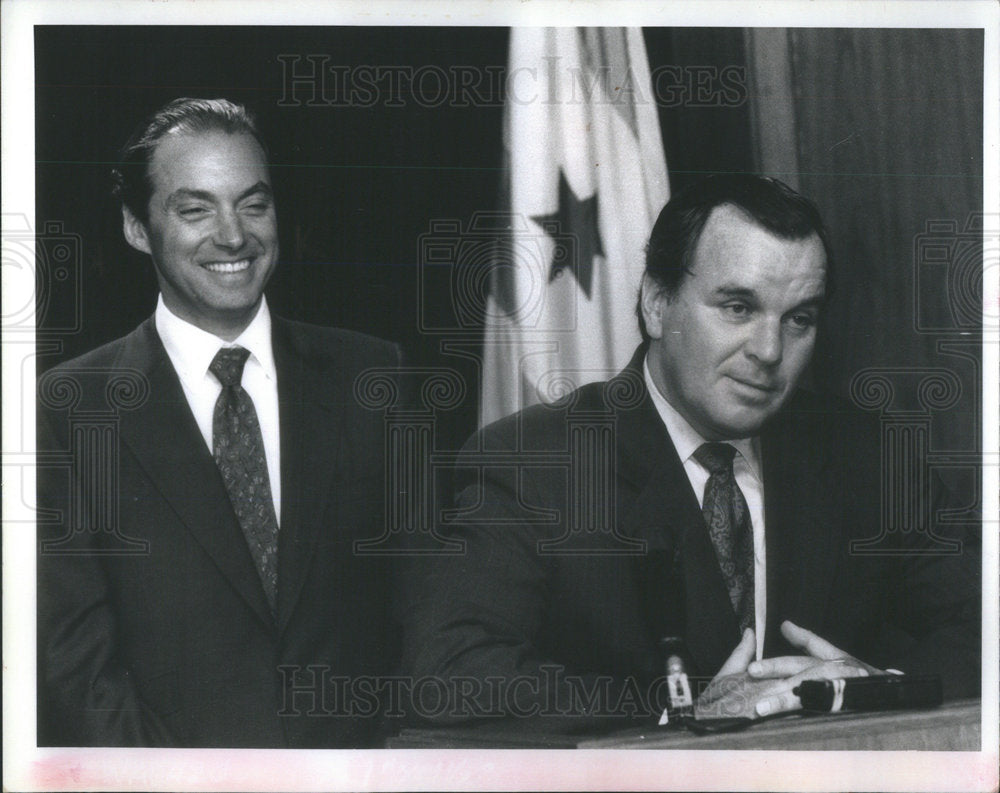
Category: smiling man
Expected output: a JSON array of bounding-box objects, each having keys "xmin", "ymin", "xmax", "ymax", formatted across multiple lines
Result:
[
  {"xmin": 404, "ymin": 174, "xmax": 980, "ymax": 726},
  {"xmin": 123, "ymin": 126, "xmax": 280, "ymax": 340},
  {"xmin": 37, "ymin": 98, "xmax": 401, "ymax": 747}
]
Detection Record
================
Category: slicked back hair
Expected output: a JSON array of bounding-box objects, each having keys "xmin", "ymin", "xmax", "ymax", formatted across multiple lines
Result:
[
  {"xmin": 638, "ymin": 173, "xmax": 833, "ymax": 342},
  {"xmin": 112, "ymin": 97, "xmax": 268, "ymax": 224}
]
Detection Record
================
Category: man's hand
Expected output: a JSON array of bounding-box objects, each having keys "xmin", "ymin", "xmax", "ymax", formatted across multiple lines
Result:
[
  {"xmin": 694, "ymin": 621, "xmax": 881, "ymax": 721},
  {"xmin": 746, "ymin": 621, "xmax": 881, "ymax": 717},
  {"xmin": 695, "ymin": 628, "xmax": 776, "ymax": 720}
]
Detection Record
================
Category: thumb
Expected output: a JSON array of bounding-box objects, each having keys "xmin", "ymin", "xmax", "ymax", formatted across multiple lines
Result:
[{"xmin": 715, "ymin": 628, "xmax": 756, "ymax": 678}]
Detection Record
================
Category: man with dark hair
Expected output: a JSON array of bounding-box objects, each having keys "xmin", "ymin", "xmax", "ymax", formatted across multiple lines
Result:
[
  {"xmin": 37, "ymin": 97, "xmax": 400, "ymax": 747},
  {"xmin": 637, "ymin": 173, "xmax": 834, "ymax": 339},
  {"xmin": 404, "ymin": 174, "xmax": 979, "ymax": 724}
]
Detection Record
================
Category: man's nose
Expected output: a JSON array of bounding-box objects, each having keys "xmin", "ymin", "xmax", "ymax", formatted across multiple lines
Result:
[
  {"xmin": 745, "ymin": 320, "xmax": 783, "ymax": 366},
  {"xmin": 212, "ymin": 208, "xmax": 246, "ymax": 250}
]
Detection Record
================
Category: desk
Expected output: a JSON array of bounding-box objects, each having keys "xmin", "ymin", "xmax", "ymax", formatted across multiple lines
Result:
[{"xmin": 388, "ymin": 699, "xmax": 981, "ymax": 750}]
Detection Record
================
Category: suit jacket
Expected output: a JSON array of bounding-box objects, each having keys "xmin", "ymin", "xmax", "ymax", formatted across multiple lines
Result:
[
  {"xmin": 37, "ymin": 315, "xmax": 402, "ymax": 747},
  {"xmin": 403, "ymin": 347, "xmax": 980, "ymax": 720}
]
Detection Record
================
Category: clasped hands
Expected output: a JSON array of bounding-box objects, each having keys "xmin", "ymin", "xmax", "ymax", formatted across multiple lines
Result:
[{"xmin": 694, "ymin": 620, "xmax": 882, "ymax": 721}]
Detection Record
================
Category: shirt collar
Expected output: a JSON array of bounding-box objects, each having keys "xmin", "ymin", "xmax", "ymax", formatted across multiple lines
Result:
[
  {"xmin": 642, "ymin": 354, "xmax": 762, "ymax": 482},
  {"xmin": 154, "ymin": 296, "xmax": 276, "ymax": 387}
]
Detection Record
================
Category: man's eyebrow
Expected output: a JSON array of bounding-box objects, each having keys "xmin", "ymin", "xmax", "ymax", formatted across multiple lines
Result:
[
  {"xmin": 165, "ymin": 182, "xmax": 272, "ymax": 206},
  {"xmin": 710, "ymin": 286, "xmax": 827, "ymax": 308},
  {"xmin": 792, "ymin": 296, "xmax": 825, "ymax": 309},
  {"xmin": 239, "ymin": 182, "xmax": 273, "ymax": 201},
  {"xmin": 165, "ymin": 188, "xmax": 213, "ymax": 206},
  {"xmin": 712, "ymin": 286, "xmax": 757, "ymax": 300}
]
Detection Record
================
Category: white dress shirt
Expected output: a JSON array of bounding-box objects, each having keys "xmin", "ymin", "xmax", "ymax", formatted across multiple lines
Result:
[
  {"xmin": 155, "ymin": 296, "xmax": 281, "ymax": 525},
  {"xmin": 643, "ymin": 357, "xmax": 767, "ymax": 660}
]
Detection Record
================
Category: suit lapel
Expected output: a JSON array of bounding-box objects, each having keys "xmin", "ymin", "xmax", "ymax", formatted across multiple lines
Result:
[
  {"xmin": 622, "ymin": 380, "xmax": 844, "ymax": 667},
  {"xmin": 761, "ymin": 402, "xmax": 840, "ymax": 657},
  {"xmin": 614, "ymin": 350, "xmax": 741, "ymax": 676},
  {"xmin": 116, "ymin": 318, "xmax": 274, "ymax": 629},
  {"xmin": 272, "ymin": 319, "xmax": 345, "ymax": 635},
  {"xmin": 616, "ymin": 391, "xmax": 687, "ymax": 643}
]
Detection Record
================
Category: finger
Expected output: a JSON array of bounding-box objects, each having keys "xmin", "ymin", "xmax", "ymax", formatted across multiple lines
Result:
[
  {"xmin": 788, "ymin": 658, "xmax": 872, "ymax": 683},
  {"xmin": 747, "ymin": 655, "xmax": 817, "ymax": 679},
  {"xmin": 754, "ymin": 687, "xmax": 801, "ymax": 718},
  {"xmin": 715, "ymin": 628, "xmax": 756, "ymax": 678},
  {"xmin": 745, "ymin": 656, "xmax": 873, "ymax": 720},
  {"xmin": 780, "ymin": 620, "xmax": 847, "ymax": 661},
  {"xmin": 749, "ymin": 654, "xmax": 876, "ymax": 680}
]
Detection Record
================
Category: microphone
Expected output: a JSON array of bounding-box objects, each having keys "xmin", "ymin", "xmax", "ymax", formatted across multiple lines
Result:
[
  {"xmin": 657, "ymin": 636, "xmax": 694, "ymax": 726},
  {"xmin": 795, "ymin": 674, "xmax": 943, "ymax": 712}
]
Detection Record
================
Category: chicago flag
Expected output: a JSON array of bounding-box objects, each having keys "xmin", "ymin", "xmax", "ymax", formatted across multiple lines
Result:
[{"xmin": 481, "ymin": 27, "xmax": 669, "ymax": 427}]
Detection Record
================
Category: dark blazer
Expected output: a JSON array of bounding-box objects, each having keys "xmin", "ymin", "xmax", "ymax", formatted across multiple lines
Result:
[
  {"xmin": 37, "ymin": 315, "xmax": 401, "ymax": 747},
  {"xmin": 403, "ymin": 347, "xmax": 980, "ymax": 720}
]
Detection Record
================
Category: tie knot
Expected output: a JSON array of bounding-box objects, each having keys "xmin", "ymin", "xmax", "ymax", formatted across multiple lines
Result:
[
  {"xmin": 209, "ymin": 346, "xmax": 251, "ymax": 387},
  {"xmin": 693, "ymin": 442, "xmax": 738, "ymax": 474}
]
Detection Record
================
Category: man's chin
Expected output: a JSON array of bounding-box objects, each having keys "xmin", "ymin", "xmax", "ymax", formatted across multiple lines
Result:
[{"xmin": 703, "ymin": 405, "xmax": 779, "ymax": 441}]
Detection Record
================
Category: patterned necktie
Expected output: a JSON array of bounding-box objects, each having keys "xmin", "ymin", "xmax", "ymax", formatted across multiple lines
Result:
[
  {"xmin": 209, "ymin": 346, "xmax": 278, "ymax": 616},
  {"xmin": 693, "ymin": 442, "xmax": 754, "ymax": 632}
]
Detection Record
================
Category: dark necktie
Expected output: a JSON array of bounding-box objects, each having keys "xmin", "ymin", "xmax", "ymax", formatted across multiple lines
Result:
[
  {"xmin": 209, "ymin": 346, "xmax": 278, "ymax": 616},
  {"xmin": 693, "ymin": 442, "xmax": 754, "ymax": 632}
]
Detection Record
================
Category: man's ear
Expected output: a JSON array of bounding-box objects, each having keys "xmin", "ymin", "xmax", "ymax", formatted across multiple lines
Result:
[
  {"xmin": 639, "ymin": 273, "xmax": 666, "ymax": 341},
  {"xmin": 122, "ymin": 207, "xmax": 152, "ymax": 255}
]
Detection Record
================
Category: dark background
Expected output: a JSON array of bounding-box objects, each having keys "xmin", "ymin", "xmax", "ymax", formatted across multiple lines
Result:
[
  {"xmin": 35, "ymin": 27, "xmax": 984, "ymax": 486},
  {"xmin": 34, "ymin": 26, "xmax": 754, "ymax": 453}
]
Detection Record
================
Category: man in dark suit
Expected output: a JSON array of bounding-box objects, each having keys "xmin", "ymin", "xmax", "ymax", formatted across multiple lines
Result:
[
  {"xmin": 403, "ymin": 175, "xmax": 980, "ymax": 724},
  {"xmin": 37, "ymin": 98, "xmax": 400, "ymax": 747}
]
